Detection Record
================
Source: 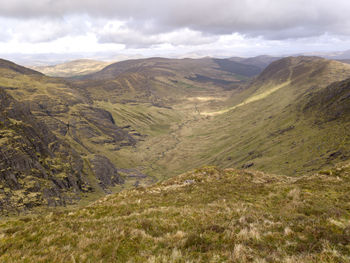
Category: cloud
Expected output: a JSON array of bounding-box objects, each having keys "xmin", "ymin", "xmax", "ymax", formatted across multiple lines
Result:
[
  {"xmin": 0, "ymin": 0, "xmax": 349, "ymax": 40},
  {"xmin": 97, "ymin": 22, "xmax": 218, "ymax": 48},
  {"xmin": 0, "ymin": 0, "xmax": 350, "ymax": 61},
  {"xmin": 0, "ymin": 16, "xmax": 91, "ymax": 43}
]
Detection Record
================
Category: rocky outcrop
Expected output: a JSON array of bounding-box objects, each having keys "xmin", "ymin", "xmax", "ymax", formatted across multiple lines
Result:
[
  {"xmin": 0, "ymin": 88, "xmax": 91, "ymax": 213},
  {"xmin": 89, "ymin": 155, "xmax": 124, "ymax": 190}
]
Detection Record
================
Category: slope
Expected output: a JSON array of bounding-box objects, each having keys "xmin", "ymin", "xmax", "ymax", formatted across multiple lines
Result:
[
  {"xmin": 0, "ymin": 59, "xmax": 134, "ymax": 212},
  {"xmin": 0, "ymin": 56, "xmax": 257, "ymax": 211},
  {"xmin": 0, "ymin": 87, "xmax": 91, "ymax": 213},
  {"xmin": 2, "ymin": 55, "xmax": 350, "ymax": 213},
  {"xmin": 1, "ymin": 164, "xmax": 349, "ymax": 262},
  {"xmin": 125, "ymin": 56, "xmax": 350, "ymax": 178},
  {"xmin": 196, "ymin": 57, "xmax": 350, "ymax": 174},
  {"xmin": 74, "ymin": 57, "xmax": 259, "ymax": 105}
]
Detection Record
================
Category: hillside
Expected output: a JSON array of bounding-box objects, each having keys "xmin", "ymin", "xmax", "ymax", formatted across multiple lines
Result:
[
  {"xmin": 1, "ymin": 56, "xmax": 350, "ymax": 213},
  {"xmin": 1, "ymin": 164, "xmax": 349, "ymax": 262},
  {"xmin": 0, "ymin": 59, "xmax": 134, "ymax": 212},
  {"xmin": 0, "ymin": 87, "xmax": 92, "ymax": 212},
  {"xmin": 203, "ymin": 57, "xmax": 350, "ymax": 174},
  {"xmin": 31, "ymin": 59, "xmax": 112, "ymax": 77},
  {"xmin": 0, "ymin": 56, "xmax": 259, "ymax": 211},
  {"xmin": 73, "ymin": 57, "xmax": 257, "ymax": 105},
  {"xmin": 112, "ymin": 56, "xmax": 350, "ymax": 178}
]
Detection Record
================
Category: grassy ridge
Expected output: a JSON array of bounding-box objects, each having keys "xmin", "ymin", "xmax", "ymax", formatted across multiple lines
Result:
[{"xmin": 0, "ymin": 164, "xmax": 349, "ymax": 262}]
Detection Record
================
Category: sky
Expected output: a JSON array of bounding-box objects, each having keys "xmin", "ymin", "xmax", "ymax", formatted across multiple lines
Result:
[{"xmin": 0, "ymin": 0, "xmax": 350, "ymax": 65}]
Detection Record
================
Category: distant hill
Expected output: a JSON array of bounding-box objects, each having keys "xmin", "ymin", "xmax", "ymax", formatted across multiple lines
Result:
[
  {"xmin": 338, "ymin": 59, "xmax": 350, "ymax": 64},
  {"xmin": 229, "ymin": 55, "xmax": 282, "ymax": 70},
  {"xmin": 300, "ymin": 49, "xmax": 350, "ymax": 60},
  {"xmin": 76, "ymin": 57, "xmax": 263, "ymax": 105},
  {"xmin": 31, "ymin": 59, "xmax": 112, "ymax": 77}
]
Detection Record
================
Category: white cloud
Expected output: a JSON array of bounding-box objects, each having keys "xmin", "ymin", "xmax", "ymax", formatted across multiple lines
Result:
[
  {"xmin": 0, "ymin": 1, "xmax": 350, "ymax": 61},
  {"xmin": 96, "ymin": 22, "xmax": 218, "ymax": 48}
]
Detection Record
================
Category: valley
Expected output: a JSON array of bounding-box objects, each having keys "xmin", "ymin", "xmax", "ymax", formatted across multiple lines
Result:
[
  {"xmin": 0, "ymin": 55, "xmax": 350, "ymax": 262},
  {"xmin": 1, "ymin": 56, "xmax": 350, "ymax": 213}
]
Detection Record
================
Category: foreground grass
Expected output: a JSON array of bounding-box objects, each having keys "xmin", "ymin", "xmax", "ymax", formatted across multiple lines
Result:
[{"xmin": 1, "ymin": 165, "xmax": 350, "ymax": 262}]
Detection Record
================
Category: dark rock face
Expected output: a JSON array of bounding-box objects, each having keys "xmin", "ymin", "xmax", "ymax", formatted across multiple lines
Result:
[
  {"xmin": 0, "ymin": 88, "xmax": 91, "ymax": 213},
  {"xmin": 79, "ymin": 106, "xmax": 135, "ymax": 145},
  {"xmin": 89, "ymin": 155, "xmax": 124, "ymax": 189}
]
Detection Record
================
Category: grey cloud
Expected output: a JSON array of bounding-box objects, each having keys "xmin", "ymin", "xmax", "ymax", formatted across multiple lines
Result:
[
  {"xmin": 0, "ymin": 0, "xmax": 349, "ymax": 40},
  {"xmin": 97, "ymin": 26, "xmax": 218, "ymax": 48},
  {"xmin": 98, "ymin": 30, "xmax": 163, "ymax": 48}
]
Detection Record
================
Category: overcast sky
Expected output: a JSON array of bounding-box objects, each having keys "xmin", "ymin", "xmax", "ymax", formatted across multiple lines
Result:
[{"xmin": 0, "ymin": 0, "xmax": 350, "ymax": 64}]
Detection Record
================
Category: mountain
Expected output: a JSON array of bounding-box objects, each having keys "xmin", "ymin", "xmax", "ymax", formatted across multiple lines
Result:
[
  {"xmin": 1, "ymin": 55, "xmax": 350, "ymax": 261},
  {"xmin": 0, "ymin": 56, "xmax": 262, "ymax": 212},
  {"xmin": 30, "ymin": 59, "xmax": 112, "ymax": 77},
  {"xmin": 0, "ymin": 87, "xmax": 92, "ymax": 212},
  {"xmin": 138, "ymin": 56, "xmax": 350, "ymax": 177},
  {"xmin": 0, "ymin": 59, "xmax": 133, "ymax": 213},
  {"xmin": 229, "ymin": 55, "xmax": 282, "ymax": 70},
  {"xmin": 1, "ymin": 164, "xmax": 349, "ymax": 262},
  {"xmin": 71, "ymin": 56, "xmax": 350, "ymax": 180},
  {"xmin": 73, "ymin": 57, "xmax": 243, "ymax": 107},
  {"xmin": 1, "ymin": 55, "xmax": 350, "ymax": 213}
]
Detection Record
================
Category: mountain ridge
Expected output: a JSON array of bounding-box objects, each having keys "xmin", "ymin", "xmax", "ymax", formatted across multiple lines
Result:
[{"xmin": 0, "ymin": 55, "xmax": 350, "ymax": 212}]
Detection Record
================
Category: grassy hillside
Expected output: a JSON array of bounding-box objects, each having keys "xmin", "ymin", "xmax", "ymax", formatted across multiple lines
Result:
[
  {"xmin": 1, "ymin": 164, "xmax": 349, "ymax": 262},
  {"xmin": 1, "ymin": 55, "xmax": 350, "ymax": 212},
  {"xmin": 0, "ymin": 56, "xmax": 256, "ymax": 211},
  {"xmin": 31, "ymin": 59, "xmax": 112, "ymax": 77},
  {"xmin": 110, "ymin": 57, "xmax": 350, "ymax": 179},
  {"xmin": 0, "ymin": 59, "xmax": 136, "ymax": 212}
]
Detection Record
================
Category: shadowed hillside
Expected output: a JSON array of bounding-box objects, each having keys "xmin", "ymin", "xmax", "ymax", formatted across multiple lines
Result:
[
  {"xmin": 0, "ymin": 88, "xmax": 92, "ymax": 213},
  {"xmin": 0, "ymin": 59, "xmax": 133, "ymax": 212},
  {"xmin": 229, "ymin": 55, "xmax": 282, "ymax": 70}
]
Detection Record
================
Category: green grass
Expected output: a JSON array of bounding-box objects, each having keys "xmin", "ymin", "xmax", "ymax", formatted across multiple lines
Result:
[{"xmin": 1, "ymin": 165, "xmax": 350, "ymax": 262}]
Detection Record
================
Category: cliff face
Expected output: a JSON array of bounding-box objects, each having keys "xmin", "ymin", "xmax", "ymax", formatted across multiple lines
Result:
[
  {"xmin": 0, "ymin": 87, "xmax": 92, "ymax": 212},
  {"xmin": 0, "ymin": 87, "xmax": 93, "ymax": 213},
  {"xmin": 0, "ymin": 58, "xmax": 131, "ymax": 214}
]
